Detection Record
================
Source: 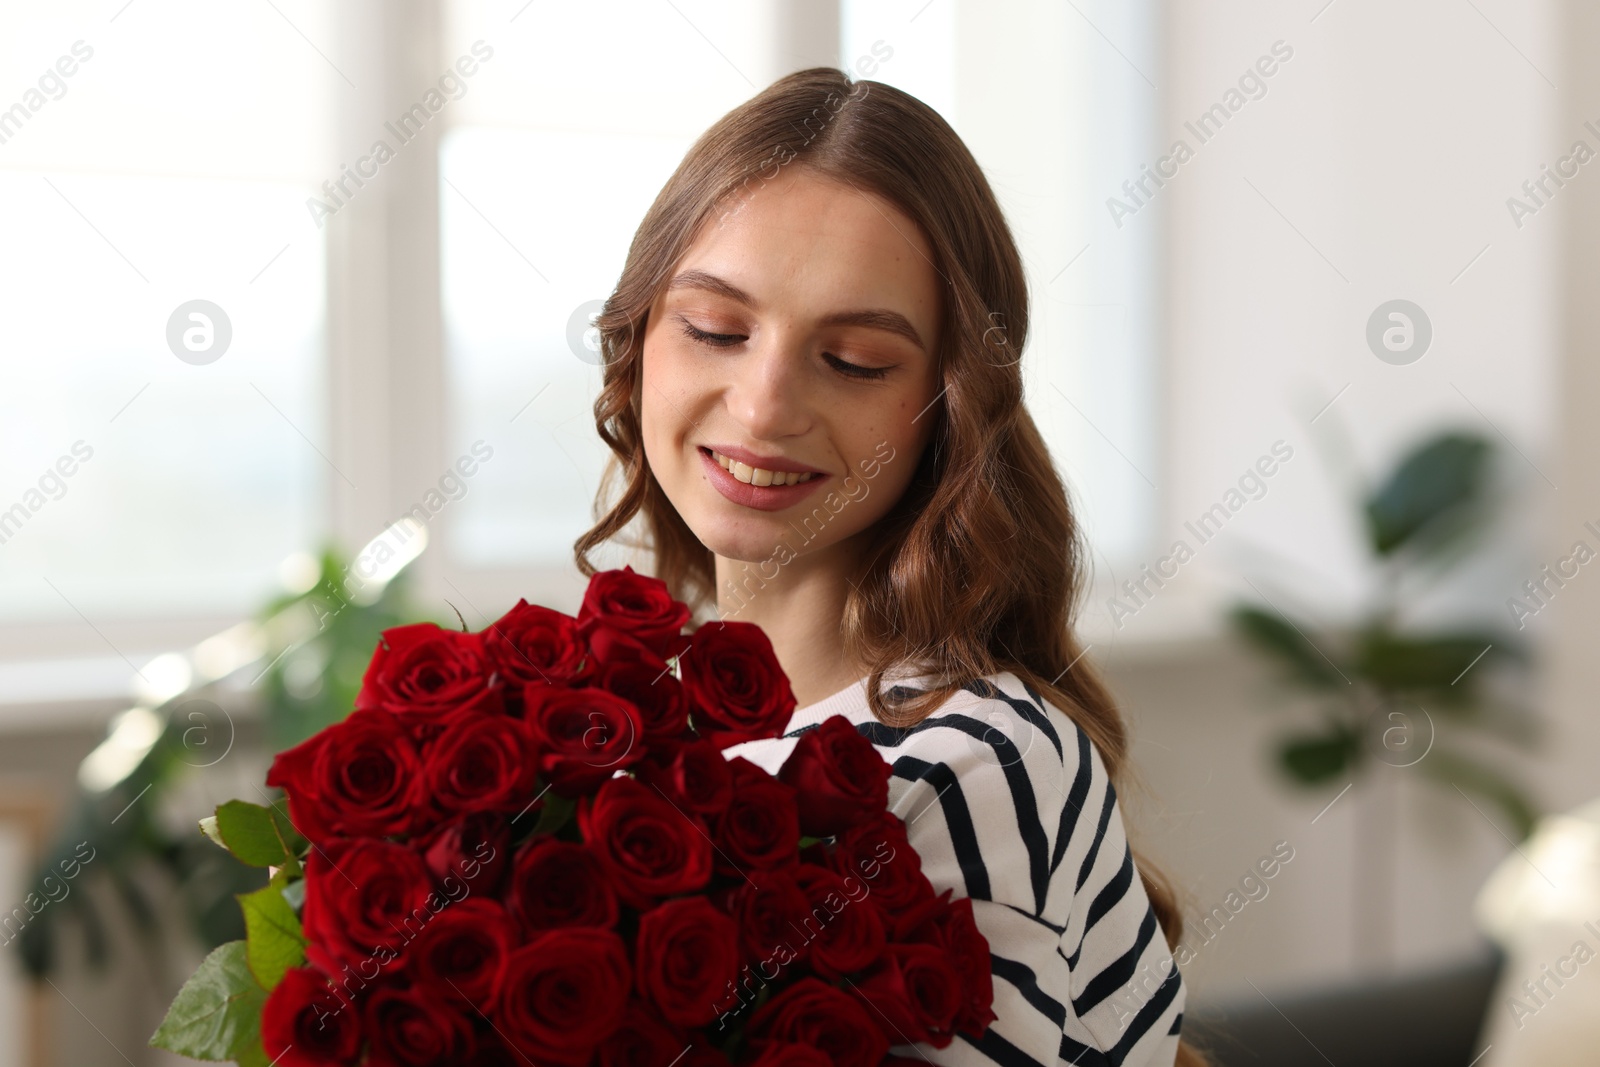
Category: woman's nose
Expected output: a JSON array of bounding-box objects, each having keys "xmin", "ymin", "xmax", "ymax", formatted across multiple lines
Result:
[{"xmin": 725, "ymin": 331, "xmax": 813, "ymax": 441}]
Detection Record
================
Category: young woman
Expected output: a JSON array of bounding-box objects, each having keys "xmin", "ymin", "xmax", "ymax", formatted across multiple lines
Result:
[{"xmin": 577, "ymin": 68, "xmax": 1200, "ymax": 1067}]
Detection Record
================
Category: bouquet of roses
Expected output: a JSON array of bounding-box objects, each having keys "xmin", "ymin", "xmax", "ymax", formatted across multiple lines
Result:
[{"xmin": 151, "ymin": 568, "xmax": 995, "ymax": 1067}]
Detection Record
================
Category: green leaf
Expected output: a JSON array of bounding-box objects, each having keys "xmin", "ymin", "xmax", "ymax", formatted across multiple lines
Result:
[
  {"xmin": 1418, "ymin": 747, "xmax": 1539, "ymax": 841},
  {"xmin": 214, "ymin": 800, "xmax": 305, "ymax": 871},
  {"xmin": 1277, "ymin": 730, "xmax": 1361, "ymax": 784},
  {"xmin": 531, "ymin": 791, "xmax": 575, "ymax": 836},
  {"xmin": 149, "ymin": 941, "xmax": 266, "ymax": 1062},
  {"xmin": 1230, "ymin": 605, "xmax": 1347, "ymax": 690},
  {"xmin": 199, "ymin": 815, "xmax": 226, "ymax": 850},
  {"xmin": 214, "ymin": 802, "xmax": 288, "ymax": 868},
  {"xmin": 238, "ymin": 881, "xmax": 306, "ymax": 992},
  {"xmin": 1365, "ymin": 433, "xmax": 1491, "ymax": 556},
  {"xmin": 1353, "ymin": 630, "xmax": 1504, "ymax": 694}
]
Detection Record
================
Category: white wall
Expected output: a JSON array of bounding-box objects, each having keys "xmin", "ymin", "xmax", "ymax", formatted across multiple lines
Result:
[{"xmin": 1103, "ymin": 0, "xmax": 1571, "ymax": 1007}]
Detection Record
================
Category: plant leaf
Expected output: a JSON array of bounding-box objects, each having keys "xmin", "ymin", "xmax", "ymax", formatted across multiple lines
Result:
[
  {"xmin": 213, "ymin": 801, "xmax": 289, "ymax": 868},
  {"xmin": 214, "ymin": 800, "xmax": 303, "ymax": 871},
  {"xmin": 199, "ymin": 815, "xmax": 226, "ymax": 850},
  {"xmin": 1417, "ymin": 747, "xmax": 1540, "ymax": 841},
  {"xmin": 531, "ymin": 791, "xmax": 575, "ymax": 836},
  {"xmin": 149, "ymin": 940, "xmax": 266, "ymax": 1062},
  {"xmin": 1353, "ymin": 630, "xmax": 1504, "ymax": 694},
  {"xmin": 1277, "ymin": 730, "xmax": 1361, "ymax": 784},
  {"xmin": 1365, "ymin": 433, "xmax": 1491, "ymax": 556},
  {"xmin": 1230, "ymin": 605, "xmax": 1347, "ymax": 690},
  {"xmin": 238, "ymin": 880, "xmax": 306, "ymax": 992}
]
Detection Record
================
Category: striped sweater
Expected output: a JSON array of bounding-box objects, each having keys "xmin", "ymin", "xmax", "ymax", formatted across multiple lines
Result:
[{"xmin": 723, "ymin": 671, "xmax": 1185, "ymax": 1066}]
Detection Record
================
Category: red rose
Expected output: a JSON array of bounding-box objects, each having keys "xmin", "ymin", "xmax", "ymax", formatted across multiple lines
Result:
[
  {"xmin": 894, "ymin": 893, "xmax": 996, "ymax": 1038},
  {"xmin": 597, "ymin": 658, "xmax": 691, "ymax": 750},
  {"xmin": 355, "ymin": 623, "xmax": 499, "ymax": 720},
  {"xmin": 681, "ymin": 622, "xmax": 796, "ymax": 747},
  {"xmin": 522, "ymin": 684, "xmax": 645, "ymax": 796},
  {"xmin": 745, "ymin": 978, "xmax": 887, "ymax": 1067},
  {"xmin": 483, "ymin": 599, "xmax": 591, "ymax": 688},
  {"xmin": 498, "ymin": 927, "xmax": 631, "ymax": 1065},
  {"xmin": 792, "ymin": 864, "xmax": 885, "ymax": 979},
  {"xmin": 598, "ymin": 1000, "xmax": 686, "ymax": 1067},
  {"xmin": 852, "ymin": 943, "xmax": 964, "ymax": 1047},
  {"xmin": 419, "ymin": 812, "xmax": 509, "ymax": 897},
  {"xmin": 778, "ymin": 715, "xmax": 891, "ymax": 837},
  {"xmin": 362, "ymin": 984, "xmax": 476, "ymax": 1066},
  {"xmin": 424, "ymin": 708, "xmax": 537, "ymax": 816},
  {"xmin": 745, "ymin": 1044, "xmax": 832, "ymax": 1067},
  {"xmin": 722, "ymin": 870, "xmax": 810, "ymax": 967},
  {"xmin": 407, "ymin": 898, "xmax": 515, "ymax": 1009},
  {"xmin": 714, "ymin": 758, "xmax": 799, "ymax": 874},
  {"xmin": 579, "ymin": 777, "xmax": 713, "ymax": 906},
  {"xmin": 301, "ymin": 839, "xmax": 434, "ymax": 976},
  {"xmin": 578, "ymin": 567, "xmax": 691, "ymax": 658},
  {"xmin": 507, "ymin": 836, "xmax": 618, "ymax": 932},
  {"xmin": 266, "ymin": 712, "xmax": 420, "ymax": 843},
  {"xmin": 638, "ymin": 738, "xmax": 733, "ymax": 816},
  {"xmin": 634, "ymin": 897, "xmax": 741, "ymax": 1027},
  {"xmin": 832, "ymin": 811, "xmax": 934, "ymax": 914},
  {"xmin": 678, "ymin": 1049, "xmax": 732, "ymax": 1067},
  {"xmin": 261, "ymin": 967, "xmax": 360, "ymax": 1067}
]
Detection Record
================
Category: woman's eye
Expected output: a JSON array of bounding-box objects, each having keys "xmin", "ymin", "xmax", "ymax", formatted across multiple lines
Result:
[
  {"xmin": 679, "ymin": 320, "xmax": 744, "ymax": 347},
  {"xmin": 824, "ymin": 353, "xmax": 890, "ymax": 381}
]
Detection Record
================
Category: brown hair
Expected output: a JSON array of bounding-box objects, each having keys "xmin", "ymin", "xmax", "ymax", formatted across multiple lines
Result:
[{"xmin": 577, "ymin": 67, "xmax": 1203, "ymax": 1063}]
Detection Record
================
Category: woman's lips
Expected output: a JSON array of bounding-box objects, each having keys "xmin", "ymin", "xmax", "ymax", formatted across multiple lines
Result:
[{"xmin": 697, "ymin": 447, "xmax": 828, "ymax": 512}]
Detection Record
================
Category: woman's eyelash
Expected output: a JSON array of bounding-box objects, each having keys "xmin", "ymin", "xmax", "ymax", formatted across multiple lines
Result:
[
  {"xmin": 679, "ymin": 321, "xmax": 743, "ymax": 347},
  {"xmin": 823, "ymin": 353, "xmax": 890, "ymax": 380},
  {"xmin": 679, "ymin": 318, "xmax": 889, "ymax": 380}
]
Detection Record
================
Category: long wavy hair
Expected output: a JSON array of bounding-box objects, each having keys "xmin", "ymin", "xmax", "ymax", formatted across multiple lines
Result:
[{"xmin": 577, "ymin": 67, "xmax": 1203, "ymax": 1064}]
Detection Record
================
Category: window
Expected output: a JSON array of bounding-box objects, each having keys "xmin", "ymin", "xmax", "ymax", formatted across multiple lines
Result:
[
  {"xmin": 0, "ymin": 0, "xmax": 1161, "ymax": 669},
  {"xmin": 0, "ymin": 2, "xmax": 330, "ymax": 635}
]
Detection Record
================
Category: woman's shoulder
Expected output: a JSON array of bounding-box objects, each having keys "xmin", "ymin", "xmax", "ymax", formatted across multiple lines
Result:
[{"xmin": 851, "ymin": 669, "xmax": 1103, "ymax": 786}]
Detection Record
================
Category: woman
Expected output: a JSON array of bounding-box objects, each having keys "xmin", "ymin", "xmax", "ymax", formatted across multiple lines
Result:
[{"xmin": 577, "ymin": 67, "xmax": 1200, "ymax": 1066}]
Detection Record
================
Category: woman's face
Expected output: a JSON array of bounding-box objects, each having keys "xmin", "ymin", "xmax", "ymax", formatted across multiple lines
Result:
[{"xmin": 639, "ymin": 167, "xmax": 942, "ymax": 569}]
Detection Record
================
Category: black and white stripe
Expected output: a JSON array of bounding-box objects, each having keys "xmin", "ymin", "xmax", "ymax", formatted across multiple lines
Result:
[{"xmin": 724, "ymin": 671, "xmax": 1185, "ymax": 1066}]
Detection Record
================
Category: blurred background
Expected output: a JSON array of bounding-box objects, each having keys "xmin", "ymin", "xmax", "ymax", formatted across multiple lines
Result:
[{"xmin": 0, "ymin": 0, "xmax": 1596, "ymax": 1063}]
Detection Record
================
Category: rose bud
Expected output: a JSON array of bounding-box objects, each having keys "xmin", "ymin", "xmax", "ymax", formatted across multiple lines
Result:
[
  {"xmin": 851, "ymin": 943, "xmax": 964, "ymax": 1047},
  {"xmin": 578, "ymin": 567, "xmax": 691, "ymax": 659},
  {"xmin": 482, "ymin": 599, "xmax": 591, "ymax": 691},
  {"xmin": 355, "ymin": 622, "xmax": 501, "ymax": 722},
  {"xmin": 499, "ymin": 927, "xmax": 631, "ymax": 1065},
  {"xmin": 598, "ymin": 1000, "xmax": 687, "ymax": 1067},
  {"xmin": 892, "ymin": 893, "xmax": 996, "ymax": 1038},
  {"xmin": 261, "ymin": 967, "xmax": 360, "ymax": 1067},
  {"xmin": 300, "ymin": 838, "xmax": 434, "ymax": 978},
  {"xmin": 418, "ymin": 811, "xmax": 509, "ymax": 896},
  {"xmin": 424, "ymin": 707, "xmax": 538, "ymax": 816},
  {"xmin": 634, "ymin": 897, "xmax": 741, "ymax": 1027},
  {"xmin": 636, "ymin": 737, "xmax": 733, "ymax": 816},
  {"xmin": 406, "ymin": 897, "xmax": 515, "ymax": 1009},
  {"xmin": 578, "ymin": 777, "xmax": 712, "ymax": 907},
  {"xmin": 745, "ymin": 978, "xmax": 888, "ymax": 1067},
  {"xmin": 722, "ymin": 870, "xmax": 811, "ymax": 968},
  {"xmin": 522, "ymin": 684, "xmax": 645, "ymax": 796},
  {"xmin": 778, "ymin": 715, "xmax": 891, "ymax": 838},
  {"xmin": 681, "ymin": 621, "xmax": 796, "ymax": 747},
  {"xmin": 266, "ymin": 710, "xmax": 420, "ymax": 844},
  {"xmin": 792, "ymin": 863, "xmax": 885, "ymax": 979},
  {"xmin": 831, "ymin": 810, "xmax": 934, "ymax": 914},
  {"xmin": 506, "ymin": 836, "xmax": 619, "ymax": 933},
  {"xmin": 596, "ymin": 655, "xmax": 691, "ymax": 752},
  {"xmin": 713, "ymin": 758, "xmax": 799, "ymax": 874},
  {"xmin": 362, "ymin": 984, "xmax": 476, "ymax": 1065}
]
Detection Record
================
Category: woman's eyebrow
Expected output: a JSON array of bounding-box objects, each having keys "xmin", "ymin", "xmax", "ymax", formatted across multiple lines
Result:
[{"xmin": 666, "ymin": 269, "xmax": 927, "ymax": 353}]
